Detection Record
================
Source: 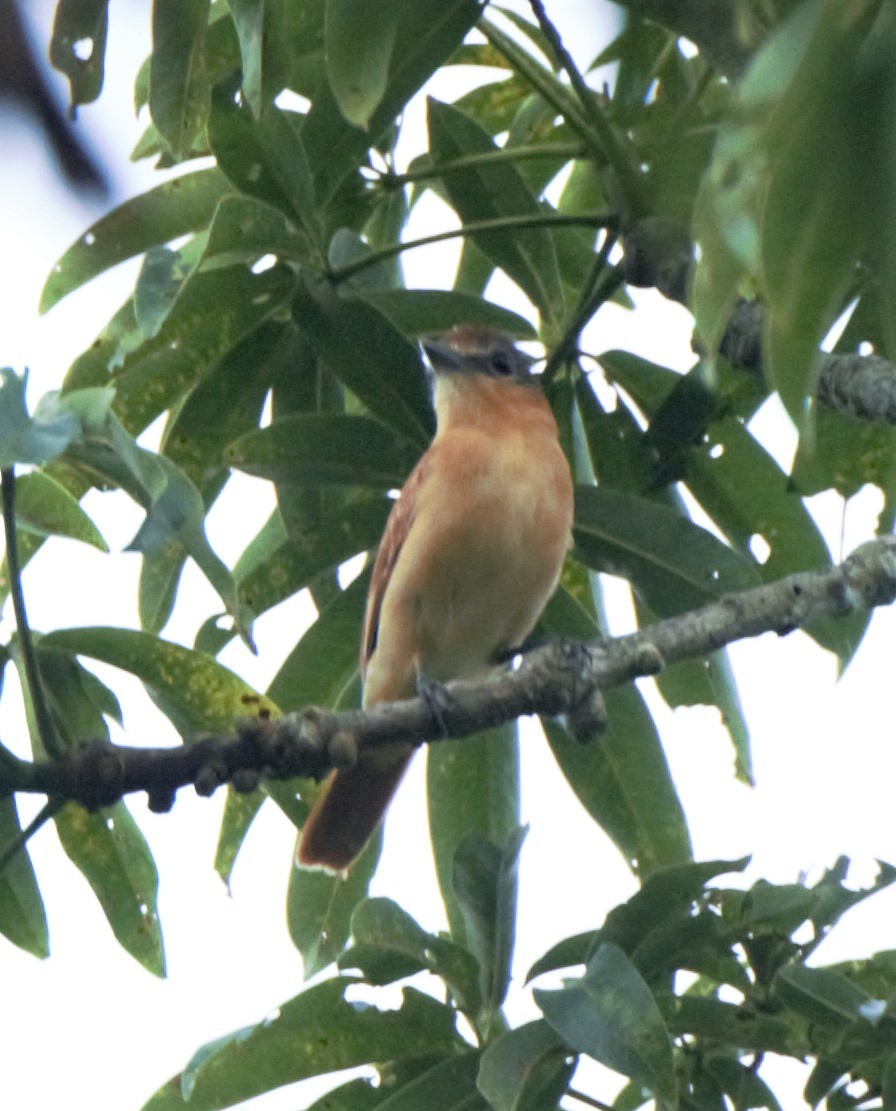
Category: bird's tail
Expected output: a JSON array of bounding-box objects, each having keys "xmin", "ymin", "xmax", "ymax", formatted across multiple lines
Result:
[{"xmin": 296, "ymin": 746, "xmax": 414, "ymax": 871}]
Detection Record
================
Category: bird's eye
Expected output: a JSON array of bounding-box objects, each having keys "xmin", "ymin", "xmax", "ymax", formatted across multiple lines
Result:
[{"xmin": 489, "ymin": 349, "xmax": 514, "ymax": 376}]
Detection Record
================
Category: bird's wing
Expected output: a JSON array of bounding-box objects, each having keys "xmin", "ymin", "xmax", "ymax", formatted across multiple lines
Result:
[{"xmin": 360, "ymin": 453, "xmax": 431, "ymax": 677}]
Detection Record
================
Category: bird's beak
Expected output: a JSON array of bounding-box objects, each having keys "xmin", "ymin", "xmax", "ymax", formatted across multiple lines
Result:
[{"xmin": 421, "ymin": 338, "xmax": 464, "ymax": 376}]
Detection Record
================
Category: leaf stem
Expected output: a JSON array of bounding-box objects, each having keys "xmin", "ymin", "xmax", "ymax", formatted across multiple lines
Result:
[
  {"xmin": 0, "ymin": 798, "xmax": 61, "ymax": 878},
  {"xmin": 481, "ymin": 16, "xmax": 647, "ymax": 216},
  {"xmin": 379, "ymin": 142, "xmax": 587, "ymax": 187},
  {"xmin": 543, "ymin": 230, "xmax": 623, "ymax": 380},
  {"xmin": 329, "ymin": 210, "xmax": 616, "ymax": 283},
  {"xmin": 566, "ymin": 1087, "xmax": 614, "ymax": 1111},
  {"xmin": 1, "ymin": 469, "xmax": 62, "ymax": 758}
]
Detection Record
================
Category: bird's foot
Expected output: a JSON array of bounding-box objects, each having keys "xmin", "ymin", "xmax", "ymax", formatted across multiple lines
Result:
[{"xmin": 414, "ymin": 667, "xmax": 455, "ymax": 737}]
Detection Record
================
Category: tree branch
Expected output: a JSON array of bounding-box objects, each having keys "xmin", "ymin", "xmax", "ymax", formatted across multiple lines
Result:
[
  {"xmin": 718, "ymin": 299, "xmax": 896, "ymax": 426},
  {"xmin": 2, "ymin": 536, "xmax": 895, "ymax": 814}
]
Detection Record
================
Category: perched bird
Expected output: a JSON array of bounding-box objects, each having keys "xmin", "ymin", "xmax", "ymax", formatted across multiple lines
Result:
[{"xmin": 297, "ymin": 324, "xmax": 574, "ymax": 871}]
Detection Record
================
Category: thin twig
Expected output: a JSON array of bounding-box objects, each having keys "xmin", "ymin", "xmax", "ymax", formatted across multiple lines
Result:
[
  {"xmin": 380, "ymin": 142, "xmax": 586, "ymax": 187},
  {"xmin": 566, "ymin": 1087, "xmax": 614, "ymax": 1111},
  {"xmin": 0, "ymin": 798, "xmax": 62, "ymax": 878},
  {"xmin": 481, "ymin": 16, "xmax": 647, "ymax": 215},
  {"xmin": 543, "ymin": 236, "xmax": 623, "ymax": 381},
  {"xmin": 329, "ymin": 210, "xmax": 615, "ymax": 283},
  {"xmin": 1, "ymin": 470, "xmax": 62, "ymax": 758}
]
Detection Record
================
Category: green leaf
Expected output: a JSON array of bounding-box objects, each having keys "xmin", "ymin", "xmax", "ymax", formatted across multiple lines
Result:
[
  {"xmin": 288, "ymin": 833, "xmax": 382, "ymax": 977},
  {"xmin": 369, "ymin": 1052, "xmax": 486, "ymax": 1111},
  {"xmin": 477, "ymin": 1020, "xmax": 575, "ymax": 1111},
  {"xmin": 326, "ymin": 0, "xmax": 399, "ymax": 129},
  {"xmin": 12, "ymin": 470, "xmax": 106, "ymax": 549},
  {"xmin": 573, "ymin": 486, "xmax": 760, "ymax": 616},
  {"xmin": 228, "ymin": 0, "xmax": 292, "ymax": 116},
  {"xmin": 301, "ymin": 0, "xmax": 482, "ymax": 205},
  {"xmin": 452, "ymin": 828, "xmax": 527, "ymax": 1023},
  {"xmin": 163, "ymin": 318, "xmax": 285, "ymax": 486},
  {"xmin": 339, "ymin": 896, "xmax": 481, "ymax": 1017},
  {"xmin": 0, "ymin": 370, "xmax": 81, "ymax": 469},
  {"xmin": 50, "ymin": 0, "xmax": 109, "ymax": 109},
  {"xmin": 236, "ymin": 497, "xmax": 390, "ymax": 624},
  {"xmin": 686, "ymin": 415, "xmax": 865, "ymax": 662},
  {"xmin": 303, "ymin": 1057, "xmax": 475, "ymax": 1111},
  {"xmin": 774, "ymin": 964, "xmax": 876, "ymax": 1027},
  {"xmin": 24, "ymin": 645, "xmax": 165, "ymax": 974},
  {"xmin": 293, "ymin": 282, "xmax": 435, "ymax": 446},
  {"xmin": 42, "ymin": 627, "xmax": 276, "ymax": 736},
  {"xmin": 273, "ymin": 574, "xmax": 373, "ymax": 968},
  {"xmin": 142, "ymin": 980, "xmax": 463, "ymax": 1111},
  {"xmin": 207, "ymin": 89, "xmax": 318, "ymax": 242},
  {"xmin": 54, "ymin": 802, "xmax": 165, "ymax": 976},
  {"xmin": 705, "ymin": 1057, "xmax": 783, "ymax": 1111},
  {"xmin": 535, "ymin": 943, "xmax": 677, "ymax": 1106},
  {"xmin": 357, "ymin": 288, "xmax": 536, "ymax": 339},
  {"xmin": 0, "ymin": 797, "xmax": 49, "ymax": 958},
  {"xmin": 40, "ymin": 169, "xmax": 230, "ymax": 312},
  {"xmin": 150, "ymin": 0, "xmax": 211, "ymax": 161},
  {"xmin": 268, "ymin": 570, "xmax": 369, "ymax": 712},
  {"xmin": 427, "ymin": 98, "xmax": 564, "ymax": 328},
  {"xmin": 543, "ymin": 702, "xmax": 691, "ymax": 877},
  {"xmin": 428, "ymin": 722, "xmax": 520, "ymax": 947},
  {"xmin": 213, "ymin": 789, "xmax": 265, "ymax": 886},
  {"xmin": 227, "ymin": 413, "xmax": 418, "ymax": 488},
  {"xmin": 539, "ymin": 584, "xmax": 691, "ymax": 875}
]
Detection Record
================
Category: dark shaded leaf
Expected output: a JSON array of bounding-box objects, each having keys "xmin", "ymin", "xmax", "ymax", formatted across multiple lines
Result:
[
  {"xmin": 326, "ymin": 0, "xmax": 400, "ymax": 129},
  {"xmin": 339, "ymin": 896, "xmax": 481, "ymax": 1017},
  {"xmin": 477, "ymin": 1020, "xmax": 575, "ymax": 1111},
  {"xmin": 357, "ymin": 289, "xmax": 536, "ymax": 339},
  {"xmin": 573, "ymin": 485, "xmax": 760, "ymax": 615},
  {"xmin": 150, "ymin": 0, "xmax": 211, "ymax": 160},
  {"xmin": 227, "ymin": 413, "xmax": 418, "ymax": 488},
  {"xmin": 427, "ymin": 98, "xmax": 564, "ymax": 327},
  {"xmin": 428, "ymin": 722, "xmax": 520, "ymax": 948},
  {"xmin": 774, "ymin": 964, "xmax": 875, "ymax": 1028},
  {"xmin": 208, "ymin": 90, "xmax": 319, "ymax": 243},
  {"xmin": 228, "ymin": 0, "xmax": 292, "ymax": 116},
  {"xmin": 293, "ymin": 282, "xmax": 434, "ymax": 445},
  {"xmin": 301, "ymin": 0, "xmax": 482, "ymax": 205},
  {"xmin": 50, "ymin": 0, "xmax": 109, "ymax": 109},
  {"xmin": 706, "ymin": 1056, "xmax": 783, "ymax": 1111},
  {"xmin": 452, "ymin": 827, "xmax": 527, "ymax": 1022}
]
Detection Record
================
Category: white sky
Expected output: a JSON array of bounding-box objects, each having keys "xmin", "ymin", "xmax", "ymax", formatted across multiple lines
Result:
[{"xmin": 2, "ymin": 3, "xmax": 896, "ymax": 1109}]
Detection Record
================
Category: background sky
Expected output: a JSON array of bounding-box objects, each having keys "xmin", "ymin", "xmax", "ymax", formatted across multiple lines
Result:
[{"xmin": 2, "ymin": 3, "xmax": 896, "ymax": 1109}]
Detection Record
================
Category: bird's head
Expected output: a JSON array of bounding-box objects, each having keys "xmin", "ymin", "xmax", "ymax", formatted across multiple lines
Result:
[
  {"xmin": 420, "ymin": 325, "xmax": 553, "ymax": 434},
  {"xmin": 421, "ymin": 324, "xmax": 535, "ymax": 386}
]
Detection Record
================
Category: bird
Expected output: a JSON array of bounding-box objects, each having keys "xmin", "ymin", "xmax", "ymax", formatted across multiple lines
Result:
[{"xmin": 297, "ymin": 324, "xmax": 575, "ymax": 871}]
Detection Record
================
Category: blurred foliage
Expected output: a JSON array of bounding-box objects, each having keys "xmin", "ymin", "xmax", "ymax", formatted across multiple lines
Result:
[{"xmin": 0, "ymin": 0, "xmax": 894, "ymax": 1107}]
